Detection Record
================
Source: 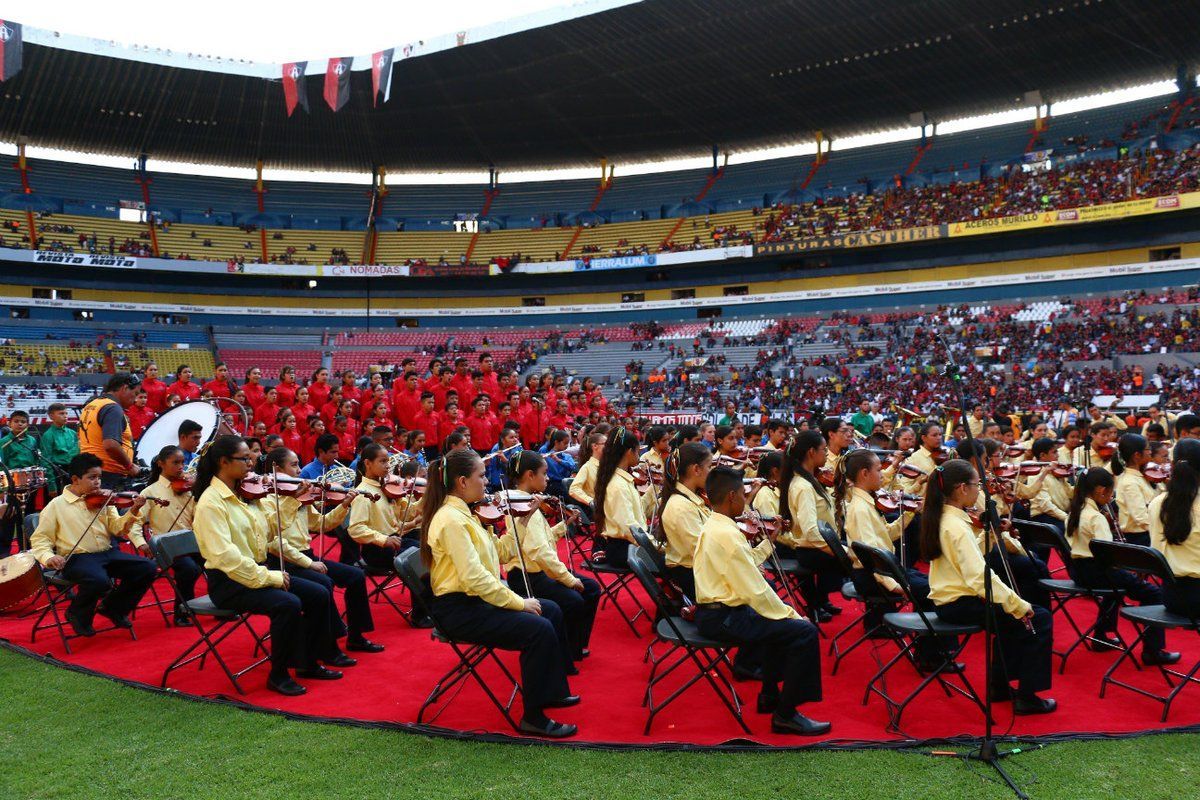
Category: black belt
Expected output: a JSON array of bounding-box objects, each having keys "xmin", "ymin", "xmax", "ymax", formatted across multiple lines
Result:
[{"xmin": 697, "ymin": 602, "xmax": 728, "ymax": 611}]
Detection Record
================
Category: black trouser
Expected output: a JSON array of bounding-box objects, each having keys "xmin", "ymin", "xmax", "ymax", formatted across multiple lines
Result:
[
  {"xmin": 1071, "ymin": 557, "xmax": 1166, "ymax": 652},
  {"xmin": 431, "ymin": 591, "xmax": 571, "ymax": 717},
  {"xmin": 281, "ymin": 563, "xmax": 350, "ymax": 645},
  {"xmin": 665, "ymin": 565, "xmax": 696, "ymax": 603},
  {"xmin": 600, "ymin": 536, "xmax": 629, "ymax": 568},
  {"xmin": 852, "ymin": 566, "xmax": 955, "ymax": 663},
  {"xmin": 901, "ymin": 512, "xmax": 922, "ymax": 568},
  {"xmin": 1027, "ymin": 515, "xmax": 1063, "ymax": 563},
  {"xmin": 1124, "ymin": 531, "xmax": 1150, "ymax": 548},
  {"xmin": 61, "ymin": 546, "xmax": 157, "ymax": 619},
  {"xmin": 295, "ymin": 549, "xmax": 373, "ymax": 640},
  {"xmin": 508, "ymin": 569, "xmax": 600, "ymax": 660},
  {"xmin": 777, "ymin": 544, "xmax": 842, "ymax": 610},
  {"xmin": 358, "ymin": 540, "xmax": 433, "ymax": 620},
  {"xmin": 695, "ymin": 604, "xmax": 822, "ymax": 714},
  {"xmin": 935, "ymin": 596, "xmax": 1053, "ymax": 697},
  {"xmin": 1165, "ymin": 575, "xmax": 1200, "ymax": 619},
  {"xmin": 206, "ymin": 567, "xmax": 335, "ymax": 675},
  {"xmin": 171, "ymin": 555, "xmax": 202, "ymax": 607},
  {"xmin": 985, "ymin": 545, "xmax": 1051, "ymax": 609},
  {"xmin": 0, "ymin": 496, "xmax": 19, "ymax": 555}
]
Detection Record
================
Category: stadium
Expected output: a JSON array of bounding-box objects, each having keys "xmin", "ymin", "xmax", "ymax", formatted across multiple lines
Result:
[{"xmin": 3, "ymin": 1, "xmax": 1200, "ymax": 797}]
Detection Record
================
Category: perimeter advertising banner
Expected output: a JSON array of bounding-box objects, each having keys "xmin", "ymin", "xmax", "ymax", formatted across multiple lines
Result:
[
  {"xmin": 755, "ymin": 225, "xmax": 945, "ymax": 256},
  {"xmin": 948, "ymin": 191, "xmax": 1200, "ymax": 237}
]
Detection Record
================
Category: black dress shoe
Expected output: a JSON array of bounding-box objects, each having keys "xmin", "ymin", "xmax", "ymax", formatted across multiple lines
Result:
[
  {"xmin": 267, "ymin": 675, "xmax": 307, "ymax": 696},
  {"xmin": 173, "ymin": 615, "xmax": 194, "ymax": 628},
  {"xmin": 543, "ymin": 695, "xmax": 581, "ymax": 709},
  {"xmin": 412, "ymin": 615, "xmax": 435, "ymax": 629},
  {"xmin": 756, "ymin": 694, "xmax": 779, "ymax": 714},
  {"xmin": 821, "ymin": 603, "xmax": 843, "ymax": 617},
  {"xmin": 814, "ymin": 608, "xmax": 834, "ymax": 624},
  {"xmin": 771, "ymin": 712, "xmax": 832, "ymax": 736},
  {"xmin": 1086, "ymin": 635, "xmax": 1123, "ymax": 652},
  {"xmin": 296, "ymin": 665, "xmax": 343, "ymax": 680},
  {"xmin": 1013, "ymin": 695, "xmax": 1057, "ymax": 715},
  {"xmin": 917, "ymin": 660, "xmax": 966, "ymax": 675},
  {"xmin": 96, "ymin": 605, "xmax": 133, "ymax": 629},
  {"xmin": 1143, "ymin": 650, "xmax": 1182, "ymax": 666},
  {"xmin": 732, "ymin": 663, "xmax": 764, "ymax": 682},
  {"xmin": 518, "ymin": 718, "xmax": 578, "ymax": 738},
  {"xmin": 346, "ymin": 638, "xmax": 385, "ymax": 653},
  {"xmin": 325, "ymin": 652, "xmax": 358, "ymax": 668},
  {"xmin": 65, "ymin": 608, "xmax": 96, "ymax": 637}
]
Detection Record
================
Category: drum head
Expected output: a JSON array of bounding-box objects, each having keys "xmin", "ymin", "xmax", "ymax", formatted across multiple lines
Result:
[{"xmin": 135, "ymin": 400, "xmax": 221, "ymax": 466}]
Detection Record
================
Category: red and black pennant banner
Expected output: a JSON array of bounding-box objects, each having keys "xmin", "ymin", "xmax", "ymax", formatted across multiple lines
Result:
[
  {"xmin": 0, "ymin": 20, "xmax": 23, "ymax": 83},
  {"xmin": 324, "ymin": 56, "xmax": 353, "ymax": 113},
  {"xmin": 371, "ymin": 48, "xmax": 394, "ymax": 107},
  {"xmin": 282, "ymin": 61, "xmax": 309, "ymax": 117}
]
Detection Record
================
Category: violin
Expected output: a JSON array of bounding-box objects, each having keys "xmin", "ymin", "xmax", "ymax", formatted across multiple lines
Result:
[
  {"xmin": 1004, "ymin": 444, "xmax": 1028, "ymax": 458},
  {"xmin": 742, "ymin": 478, "xmax": 777, "ymax": 496},
  {"xmin": 724, "ymin": 446, "xmax": 774, "ymax": 466},
  {"xmin": 930, "ymin": 446, "xmax": 953, "ymax": 465},
  {"xmin": 631, "ymin": 463, "xmax": 665, "ymax": 495},
  {"xmin": 1143, "ymin": 462, "xmax": 1172, "ymax": 484},
  {"xmin": 897, "ymin": 463, "xmax": 927, "ymax": 479},
  {"xmin": 169, "ymin": 476, "xmax": 194, "ymax": 495},
  {"xmin": 380, "ymin": 475, "xmax": 425, "ymax": 501},
  {"xmin": 1094, "ymin": 441, "xmax": 1118, "ymax": 460},
  {"xmin": 986, "ymin": 476, "xmax": 1016, "ymax": 505},
  {"xmin": 84, "ymin": 490, "xmax": 168, "ymax": 511},
  {"xmin": 874, "ymin": 489, "xmax": 921, "ymax": 514},
  {"xmin": 296, "ymin": 482, "xmax": 378, "ymax": 506},
  {"xmin": 236, "ymin": 473, "xmax": 306, "ymax": 501},
  {"xmin": 815, "ymin": 466, "xmax": 836, "ymax": 487},
  {"xmin": 735, "ymin": 512, "xmax": 782, "ymax": 543},
  {"xmin": 473, "ymin": 490, "xmax": 540, "ymax": 524},
  {"xmin": 966, "ymin": 507, "xmax": 986, "ymax": 531},
  {"xmin": 1016, "ymin": 461, "xmax": 1058, "ymax": 477},
  {"xmin": 993, "ymin": 463, "xmax": 1019, "ymax": 480}
]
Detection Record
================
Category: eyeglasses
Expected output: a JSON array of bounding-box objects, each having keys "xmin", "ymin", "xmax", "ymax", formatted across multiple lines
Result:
[{"xmin": 232, "ymin": 456, "xmax": 256, "ymax": 463}]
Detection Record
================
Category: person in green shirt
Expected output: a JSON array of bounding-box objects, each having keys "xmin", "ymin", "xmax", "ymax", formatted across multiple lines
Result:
[
  {"xmin": 717, "ymin": 400, "xmax": 738, "ymax": 427},
  {"xmin": 850, "ymin": 400, "xmax": 875, "ymax": 438},
  {"xmin": 40, "ymin": 403, "xmax": 79, "ymax": 494}
]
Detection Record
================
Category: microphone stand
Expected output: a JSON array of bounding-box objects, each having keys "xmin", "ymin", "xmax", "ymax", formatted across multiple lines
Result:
[{"xmin": 937, "ymin": 334, "xmax": 1031, "ymax": 800}]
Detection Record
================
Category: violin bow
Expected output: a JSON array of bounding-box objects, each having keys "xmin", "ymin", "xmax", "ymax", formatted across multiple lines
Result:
[{"xmin": 497, "ymin": 472, "xmax": 534, "ymax": 599}]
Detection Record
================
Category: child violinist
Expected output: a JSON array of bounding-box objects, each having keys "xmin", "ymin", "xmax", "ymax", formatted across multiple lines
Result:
[
  {"xmin": 504, "ymin": 450, "xmax": 599, "ymax": 664},
  {"xmin": 591, "ymin": 427, "xmax": 646, "ymax": 568},
  {"xmin": 133, "ymin": 445, "xmax": 201, "ymax": 626},
  {"xmin": 777, "ymin": 432, "xmax": 843, "ymax": 622}
]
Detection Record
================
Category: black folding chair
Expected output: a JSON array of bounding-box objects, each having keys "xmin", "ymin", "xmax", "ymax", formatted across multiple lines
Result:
[
  {"xmin": 819, "ymin": 523, "xmax": 895, "ymax": 674},
  {"xmin": 582, "ymin": 530, "xmax": 649, "ymax": 638},
  {"xmin": 1091, "ymin": 540, "xmax": 1200, "ymax": 721},
  {"xmin": 627, "ymin": 545, "xmax": 750, "ymax": 735},
  {"xmin": 851, "ymin": 542, "xmax": 987, "ymax": 733},
  {"xmin": 393, "ymin": 549, "xmax": 522, "ymax": 732},
  {"xmin": 1014, "ymin": 519, "xmax": 1128, "ymax": 673},
  {"xmin": 26, "ymin": 513, "xmax": 138, "ymax": 653},
  {"xmin": 149, "ymin": 530, "xmax": 269, "ymax": 694},
  {"xmin": 630, "ymin": 527, "xmax": 679, "ymax": 666},
  {"xmin": 559, "ymin": 477, "xmax": 595, "ymax": 569}
]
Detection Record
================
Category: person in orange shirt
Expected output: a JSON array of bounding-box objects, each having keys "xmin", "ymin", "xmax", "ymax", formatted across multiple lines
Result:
[
  {"xmin": 203, "ymin": 362, "xmax": 237, "ymax": 399},
  {"xmin": 141, "ymin": 362, "xmax": 169, "ymax": 413},
  {"xmin": 167, "ymin": 365, "xmax": 201, "ymax": 403}
]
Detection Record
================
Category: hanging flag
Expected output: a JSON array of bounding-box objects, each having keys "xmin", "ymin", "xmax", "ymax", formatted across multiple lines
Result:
[
  {"xmin": 0, "ymin": 20, "xmax": 23, "ymax": 82},
  {"xmin": 282, "ymin": 61, "xmax": 309, "ymax": 117},
  {"xmin": 324, "ymin": 56, "xmax": 353, "ymax": 112},
  {"xmin": 371, "ymin": 48, "xmax": 394, "ymax": 107}
]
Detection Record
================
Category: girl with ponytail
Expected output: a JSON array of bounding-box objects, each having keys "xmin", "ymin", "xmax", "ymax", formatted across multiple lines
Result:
[
  {"xmin": 656, "ymin": 442, "xmax": 713, "ymax": 599},
  {"xmin": 1151, "ymin": 439, "xmax": 1200, "ymax": 618},
  {"xmin": 421, "ymin": 447, "xmax": 579, "ymax": 738},
  {"xmin": 923, "ymin": 459, "xmax": 1057, "ymax": 714},
  {"xmin": 347, "ymin": 442, "xmax": 417, "ymax": 578},
  {"xmin": 191, "ymin": 434, "xmax": 341, "ymax": 697},
  {"xmin": 777, "ymin": 430, "xmax": 843, "ymax": 621},
  {"xmin": 1114, "ymin": 433, "xmax": 1155, "ymax": 547},
  {"xmin": 591, "ymin": 427, "xmax": 645, "ymax": 568},
  {"xmin": 567, "ymin": 427, "xmax": 609, "ymax": 507},
  {"xmin": 505, "ymin": 449, "xmax": 600, "ymax": 663},
  {"xmin": 137, "ymin": 445, "xmax": 199, "ymax": 626},
  {"xmin": 1068, "ymin": 467, "xmax": 1176, "ymax": 665}
]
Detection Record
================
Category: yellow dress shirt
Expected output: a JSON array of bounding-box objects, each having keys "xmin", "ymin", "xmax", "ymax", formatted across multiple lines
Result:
[
  {"xmin": 568, "ymin": 458, "xmax": 599, "ymax": 505},
  {"xmin": 693, "ymin": 512, "xmax": 796, "ymax": 621},
  {"xmin": 824, "ymin": 448, "xmax": 846, "ymax": 475},
  {"xmin": 1029, "ymin": 474, "xmax": 1071, "ymax": 521},
  {"xmin": 1073, "ymin": 447, "xmax": 1113, "ymax": 474},
  {"xmin": 899, "ymin": 446, "xmax": 938, "ymax": 496},
  {"xmin": 782, "ymin": 476, "xmax": 834, "ymax": 550},
  {"xmin": 601, "ymin": 468, "xmax": 646, "ymax": 542},
  {"xmin": 1115, "ymin": 468, "xmax": 1161, "ymax": 534},
  {"xmin": 192, "ymin": 480, "xmax": 283, "ymax": 590},
  {"xmin": 427, "ymin": 495, "xmax": 524, "ymax": 610},
  {"xmin": 928, "ymin": 505, "xmax": 1031, "ymax": 618},
  {"xmin": 660, "ymin": 484, "xmax": 711, "ymax": 568},
  {"xmin": 500, "ymin": 507, "xmax": 573, "ymax": 585},
  {"xmin": 1149, "ymin": 493, "xmax": 1200, "ymax": 579},
  {"xmin": 751, "ymin": 484, "xmax": 780, "ymax": 517},
  {"xmin": 348, "ymin": 477, "xmax": 421, "ymax": 547},
  {"xmin": 1068, "ymin": 498, "xmax": 1112, "ymax": 560},
  {"xmin": 842, "ymin": 486, "xmax": 909, "ymax": 592},
  {"xmin": 640, "ymin": 449, "xmax": 666, "ymax": 470},
  {"xmin": 263, "ymin": 495, "xmax": 350, "ymax": 569},
  {"xmin": 29, "ymin": 488, "xmax": 145, "ymax": 566},
  {"xmin": 130, "ymin": 475, "xmax": 195, "ymax": 540}
]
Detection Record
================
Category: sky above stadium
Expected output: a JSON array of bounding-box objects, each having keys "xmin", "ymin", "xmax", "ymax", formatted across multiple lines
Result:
[{"xmin": 3, "ymin": 0, "xmax": 584, "ymax": 62}]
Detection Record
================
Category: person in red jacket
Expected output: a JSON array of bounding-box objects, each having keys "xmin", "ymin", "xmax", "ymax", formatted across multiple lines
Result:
[
  {"xmin": 519, "ymin": 394, "xmax": 548, "ymax": 449},
  {"xmin": 126, "ymin": 387, "xmax": 155, "ymax": 439},
  {"xmin": 339, "ymin": 370, "xmax": 361, "ymax": 409},
  {"xmin": 167, "ymin": 365, "xmax": 201, "ymax": 402},
  {"xmin": 254, "ymin": 386, "xmax": 283, "ymax": 431},
  {"xmin": 547, "ymin": 398, "xmax": 571, "ymax": 433},
  {"xmin": 410, "ymin": 392, "xmax": 441, "ymax": 454},
  {"xmin": 449, "ymin": 357, "xmax": 474, "ymax": 404},
  {"xmin": 333, "ymin": 415, "xmax": 357, "ymax": 457},
  {"xmin": 359, "ymin": 385, "xmax": 390, "ymax": 423},
  {"xmin": 464, "ymin": 394, "xmax": 500, "ymax": 454},
  {"xmin": 299, "ymin": 417, "xmax": 326, "ymax": 464},
  {"xmin": 391, "ymin": 371, "xmax": 421, "ymax": 429},
  {"xmin": 439, "ymin": 399, "xmax": 463, "ymax": 440},
  {"xmin": 430, "ymin": 367, "xmax": 455, "ymax": 409},
  {"xmin": 478, "ymin": 353, "xmax": 503, "ymax": 406},
  {"xmin": 307, "ymin": 366, "xmax": 332, "ymax": 411},
  {"xmin": 319, "ymin": 386, "xmax": 344, "ymax": 429},
  {"xmin": 141, "ymin": 362, "xmax": 169, "ymax": 413},
  {"xmin": 422, "ymin": 358, "xmax": 444, "ymax": 393},
  {"xmin": 274, "ymin": 365, "xmax": 299, "ymax": 409},
  {"xmin": 202, "ymin": 362, "xmax": 237, "ymax": 399},
  {"xmin": 241, "ymin": 366, "xmax": 266, "ymax": 411},
  {"xmin": 278, "ymin": 411, "xmax": 303, "ymax": 455},
  {"xmin": 290, "ymin": 386, "xmax": 317, "ymax": 435}
]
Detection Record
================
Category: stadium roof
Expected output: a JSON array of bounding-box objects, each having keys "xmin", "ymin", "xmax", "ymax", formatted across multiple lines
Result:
[{"xmin": 2, "ymin": 0, "xmax": 1198, "ymax": 172}]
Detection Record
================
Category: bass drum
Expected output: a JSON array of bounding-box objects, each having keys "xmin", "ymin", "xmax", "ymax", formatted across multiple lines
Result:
[
  {"xmin": 0, "ymin": 552, "xmax": 42, "ymax": 611},
  {"xmin": 135, "ymin": 400, "xmax": 220, "ymax": 467}
]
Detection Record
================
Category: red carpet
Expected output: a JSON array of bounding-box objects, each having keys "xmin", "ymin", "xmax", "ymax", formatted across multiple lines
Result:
[{"xmin": 3, "ymin": 541, "xmax": 1199, "ymax": 748}]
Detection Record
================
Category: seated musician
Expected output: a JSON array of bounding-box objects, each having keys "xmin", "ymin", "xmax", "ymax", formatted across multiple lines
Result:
[
  {"xmin": 591, "ymin": 427, "xmax": 646, "ymax": 568},
  {"xmin": 29, "ymin": 453, "xmax": 154, "ymax": 638},
  {"xmin": 422, "ymin": 449, "xmax": 579, "ymax": 738},
  {"xmin": 132, "ymin": 445, "xmax": 201, "ymax": 626},
  {"xmin": 693, "ymin": 465, "xmax": 830, "ymax": 736},
  {"xmin": 776, "ymin": 433, "xmax": 843, "ymax": 622}
]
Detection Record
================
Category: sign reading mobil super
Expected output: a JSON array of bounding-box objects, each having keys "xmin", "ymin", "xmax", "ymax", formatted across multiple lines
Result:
[{"xmin": 574, "ymin": 254, "xmax": 657, "ymax": 271}]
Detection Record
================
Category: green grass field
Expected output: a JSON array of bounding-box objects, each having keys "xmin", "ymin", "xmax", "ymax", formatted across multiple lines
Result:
[{"xmin": 0, "ymin": 647, "xmax": 1196, "ymax": 800}]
